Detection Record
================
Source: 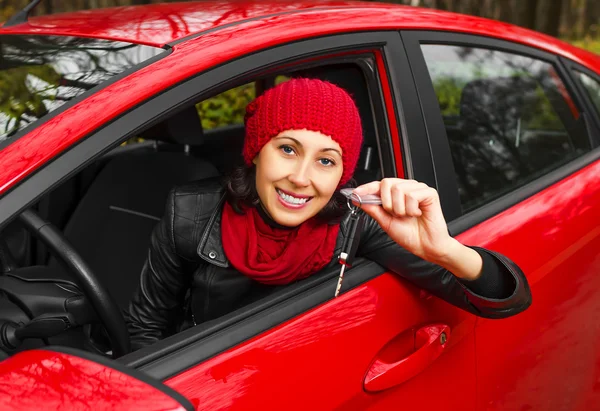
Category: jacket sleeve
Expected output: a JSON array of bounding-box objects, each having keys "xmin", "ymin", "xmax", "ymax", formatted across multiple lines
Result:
[
  {"xmin": 124, "ymin": 189, "xmax": 196, "ymax": 351},
  {"xmin": 357, "ymin": 216, "xmax": 532, "ymax": 319}
]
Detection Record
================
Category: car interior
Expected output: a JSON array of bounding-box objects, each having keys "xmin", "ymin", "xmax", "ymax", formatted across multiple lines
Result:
[{"xmin": 0, "ymin": 61, "xmax": 384, "ymax": 359}]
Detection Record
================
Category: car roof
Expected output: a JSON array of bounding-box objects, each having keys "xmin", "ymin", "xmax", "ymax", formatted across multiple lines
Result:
[{"xmin": 0, "ymin": 0, "xmax": 597, "ymax": 68}]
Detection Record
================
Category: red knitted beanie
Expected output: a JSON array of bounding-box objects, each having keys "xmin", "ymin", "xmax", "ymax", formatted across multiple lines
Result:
[{"xmin": 243, "ymin": 78, "xmax": 363, "ymax": 186}]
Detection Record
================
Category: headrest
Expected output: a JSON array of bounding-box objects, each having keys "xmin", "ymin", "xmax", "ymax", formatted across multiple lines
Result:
[
  {"xmin": 138, "ymin": 106, "xmax": 204, "ymax": 146},
  {"xmin": 164, "ymin": 106, "xmax": 204, "ymax": 146},
  {"xmin": 460, "ymin": 76, "xmax": 539, "ymax": 132}
]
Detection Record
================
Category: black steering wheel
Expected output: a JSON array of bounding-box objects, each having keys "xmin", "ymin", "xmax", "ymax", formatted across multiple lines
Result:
[{"xmin": 1, "ymin": 209, "xmax": 130, "ymax": 358}]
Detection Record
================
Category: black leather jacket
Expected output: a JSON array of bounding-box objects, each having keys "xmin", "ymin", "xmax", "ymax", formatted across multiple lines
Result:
[{"xmin": 125, "ymin": 179, "xmax": 532, "ymax": 350}]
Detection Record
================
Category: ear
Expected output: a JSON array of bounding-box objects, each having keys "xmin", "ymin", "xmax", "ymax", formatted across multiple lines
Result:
[{"xmin": 252, "ymin": 155, "xmax": 258, "ymax": 165}]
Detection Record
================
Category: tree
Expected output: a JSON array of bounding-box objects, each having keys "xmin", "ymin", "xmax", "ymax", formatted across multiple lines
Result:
[
  {"xmin": 583, "ymin": 0, "xmax": 599, "ymax": 36},
  {"xmin": 537, "ymin": 0, "xmax": 563, "ymax": 37},
  {"xmin": 516, "ymin": 0, "xmax": 538, "ymax": 30}
]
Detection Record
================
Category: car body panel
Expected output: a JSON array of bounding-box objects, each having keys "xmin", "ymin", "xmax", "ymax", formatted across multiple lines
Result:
[
  {"xmin": 456, "ymin": 157, "xmax": 600, "ymax": 409},
  {"xmin": 165, "ymin": 274, "xmax": 477, "ymax": 410},
  {"xmin": 0, "ymin": 349, "xmax": 191, "ymax": 410}
]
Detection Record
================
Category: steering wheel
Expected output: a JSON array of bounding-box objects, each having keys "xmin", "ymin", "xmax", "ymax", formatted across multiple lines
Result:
[{"xmin": 0, "ymin": 209, "xmax": 130, "ymax": 358}]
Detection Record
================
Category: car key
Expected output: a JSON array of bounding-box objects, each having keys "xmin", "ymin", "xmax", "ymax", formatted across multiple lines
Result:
[
  {"xmin": 334, "ymin": 206, "xmax": 364, "ymax": 297},
  {"xmin": 340, "ymin": 188, "xmax": 383, "ymax": 206}
]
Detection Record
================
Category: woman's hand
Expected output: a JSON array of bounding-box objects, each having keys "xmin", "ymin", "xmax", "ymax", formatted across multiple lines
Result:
[{"xmin": 354, "ymin": 179, "xmax": 483, "ymax": 280}]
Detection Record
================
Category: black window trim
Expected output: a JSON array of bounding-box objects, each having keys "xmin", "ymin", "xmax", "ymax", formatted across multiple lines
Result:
[
  {"xmin": 0, "ymin": 31, "xmax": 417, "ymax": 379},
  {"xmin": 401, "ymin": 30, "xmax": 600, "ymax": 235},
  {"xmin": 0, "ymin": 35, "xmax": 171, "ymax": 153}
]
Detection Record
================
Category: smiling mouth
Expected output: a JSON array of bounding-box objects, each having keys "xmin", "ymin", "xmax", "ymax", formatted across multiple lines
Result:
[{"xmin": 276, "ymin": 189, "xmax": 313, "ymax": 205}]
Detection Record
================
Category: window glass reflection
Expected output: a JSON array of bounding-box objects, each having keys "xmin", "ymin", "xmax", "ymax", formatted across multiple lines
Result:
[
  {"xmin": 0, "ymin": 35, "xmax": 164, "ymax": 142},
  {"xmin": 576, "ymin": 71, "xmax": 600, "ymax": 116},
  {"xmin": 422, "ymin": 45, "xmax": 590, "ymax": 212}
]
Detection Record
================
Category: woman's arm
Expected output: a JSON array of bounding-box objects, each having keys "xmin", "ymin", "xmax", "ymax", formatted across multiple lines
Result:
[
  {"xmin": 125, "ymin": 189, "xmax": 195, "ymax": 351},
  {"xmin": 354, "ymin": 179, "xmax": 532, "ymax": 318}
]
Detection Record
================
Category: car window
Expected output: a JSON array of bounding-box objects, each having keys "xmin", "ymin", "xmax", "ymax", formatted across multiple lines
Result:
[
  {"xmin": 0, "ymin": 35, "xmax": 164, "ymax": 143},
  {"xmin": 421, "ymin": 45, "xmax": 590, "ymax": 212},
  {"xmin": 196, "ymin": 82, "xmax": 256, "ymax": 130},
  {"xmin": 575, "ymin": 71, "xmax": 600, "ymax": 116}
]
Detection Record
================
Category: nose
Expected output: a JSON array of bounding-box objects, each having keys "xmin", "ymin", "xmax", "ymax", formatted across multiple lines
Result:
[{"xmin": 288, "ymin": 160, "xmax": 311, "ymax": 188}]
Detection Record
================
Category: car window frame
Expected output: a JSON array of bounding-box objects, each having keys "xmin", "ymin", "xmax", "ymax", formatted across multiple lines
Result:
[
  {"xmin": 401, "ymin": 30, "xmax": 600, "ymax": 235},
  {"xmin": 0, "ymin": 31, "xmax": 422, "ymax": 378}
]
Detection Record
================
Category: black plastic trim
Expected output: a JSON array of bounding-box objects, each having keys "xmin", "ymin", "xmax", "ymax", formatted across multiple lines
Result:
[
  {"xmin": 44, "ymin": 346, "xmax": 194, "ymax": 411},
  {"xmin": 401, "ymin": 31, "xmax": 461, "ymax": 220},
  {"xmin": 0, "ymin": 32, "xmax": 399, "ymax": 231},
  {"xmin": 381, "ymin": 33, "xmax": 432, "ymax": 183},
  {"xmin": 401, "ymin": 30, "xmax": 599, "ymax": 233},
  {"xmin": 127, "ymin": 259, "xmax": 386, "ymax": 380},
  {"xmin": 0, "ymin": 40, "xmax": 170, "ymax": 153}
]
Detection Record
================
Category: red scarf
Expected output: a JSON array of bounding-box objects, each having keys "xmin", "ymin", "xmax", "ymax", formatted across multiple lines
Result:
[{"xmin": 221, "ymin": 202, "xmax": 340, "ymax": 285}]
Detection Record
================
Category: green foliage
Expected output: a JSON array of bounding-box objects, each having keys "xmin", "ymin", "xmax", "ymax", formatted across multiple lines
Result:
[
  {"xmin": 570, "ymin": 38, "xmax": 600, "ymax": 54},
  {"xmin": 0, "ymin": 64, "xmax": 61, "ymax": 135},
  {"xmin": 196, "ymin": 82, "xmax": 255, "ymax": 130}
]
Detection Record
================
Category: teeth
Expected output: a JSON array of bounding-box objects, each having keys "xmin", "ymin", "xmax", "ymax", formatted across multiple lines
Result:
[{"xmin": 277, "ymin": 189, "xmax": 310, "ymax": 205}]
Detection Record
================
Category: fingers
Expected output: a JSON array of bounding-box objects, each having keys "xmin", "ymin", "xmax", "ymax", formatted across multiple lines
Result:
[{"xmin": 357, "ymin": 178, "xmax": 438, "ymax": 218}]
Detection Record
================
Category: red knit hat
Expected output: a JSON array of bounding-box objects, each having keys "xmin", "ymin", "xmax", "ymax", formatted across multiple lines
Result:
[{"xmin": 243, "ymin": 78, "xmax": 363, "ymax": 186}]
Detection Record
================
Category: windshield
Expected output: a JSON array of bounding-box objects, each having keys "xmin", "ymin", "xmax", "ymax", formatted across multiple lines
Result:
[{"xmin": 0, "ymin": 35, "xmax": 165, "ymax": 142}]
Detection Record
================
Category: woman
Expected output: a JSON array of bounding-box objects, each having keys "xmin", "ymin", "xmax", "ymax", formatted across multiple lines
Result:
[{"xmin": 126, "ymin": 78, "xmax": 531, "ymax": 351}]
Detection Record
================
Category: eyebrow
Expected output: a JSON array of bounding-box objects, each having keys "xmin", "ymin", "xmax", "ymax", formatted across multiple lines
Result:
[{"xmin": 275, "ymin": 136, "xmax": 342, "ymax": 157}]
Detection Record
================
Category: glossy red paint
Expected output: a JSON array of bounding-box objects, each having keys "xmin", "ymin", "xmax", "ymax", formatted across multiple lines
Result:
[
  {"xmin": 165, "ymin": 274, "xmax": 477, "ymax": 410},
  {"xmin": 0, "ymin": 4, "xmax": 597, "ymax": 196},
  {"xmin": 0, "ymin": 349, "xmax": 187, "ymax": 410},
  {"xmin": 363, "ymin": 323, "xmax": 451, "ymax": 392},
  {"xmin": 457, "ymin": 158, "xmax": 600, "ymax": 409}
]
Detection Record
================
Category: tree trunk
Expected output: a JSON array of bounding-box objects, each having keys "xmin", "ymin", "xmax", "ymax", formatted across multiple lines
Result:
[
  {"xmin": 583, "ymin": 0, "xmax": 600, "ymax": 36},
  {"xmin": 43, "ymin": 0, "xmax": 52, "ymax": 14},
  {"xmin": 537, "ymin": 0, "xmax": 564, "ymax": 37},
  {"xmin": 434, "ymin": 0, "xmax": 449, "ymax": 10},
  {"xmin": 497, "ymin": 0, "xmax": 514, "ymax": 24},
  {"xmin": 516, "ymin": 0, "xmax": 538, "ymax": 30}
]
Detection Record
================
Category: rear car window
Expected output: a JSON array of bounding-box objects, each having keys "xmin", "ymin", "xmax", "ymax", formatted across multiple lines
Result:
[
  {"xmin": 575, "ymin": 71, "xmax": 600, "ymax": 116},
  {"xmin": 0, "ymin": 35, "xmax": 164, "ymax": 142},
  {"xmin": 421, "ymin": 45, "xmax": 590, "ymax": 212}
]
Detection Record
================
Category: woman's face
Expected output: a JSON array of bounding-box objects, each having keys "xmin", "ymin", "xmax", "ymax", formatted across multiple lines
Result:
[{"xmin": 253, "ymin": 129, "xmax": 343, "ymax": 227}]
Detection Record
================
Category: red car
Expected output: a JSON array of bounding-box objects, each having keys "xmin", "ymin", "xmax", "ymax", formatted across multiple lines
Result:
[{"xmin": 0, "ymin": 1, "xmax": 599, "ymax": 410}]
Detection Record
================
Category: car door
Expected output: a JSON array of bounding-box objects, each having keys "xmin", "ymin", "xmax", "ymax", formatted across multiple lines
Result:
[
  {"xmin": 403, "ymin": 31, "xmax": 600, "ymax": 410},
  {"xmin": 116, "ymin": 32, "xmax": 478, "ymax": 410},
  {"xmin": 0, "ymin": 31, "xmax": 478, "ymax": 410}
]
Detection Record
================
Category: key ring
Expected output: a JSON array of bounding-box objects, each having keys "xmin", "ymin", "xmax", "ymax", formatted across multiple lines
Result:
[{"xmin": 346, "ymin": 192, "xmax": 361, "ymax": 214}]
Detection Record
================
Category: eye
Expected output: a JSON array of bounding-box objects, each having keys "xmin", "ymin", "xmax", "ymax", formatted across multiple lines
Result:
[
  {"xmin": 319, "ymin": 158, "xmax": 336, "ymax": 167},
  {"xmin": 279, "ymin": 144, "xmax": 295, "ymax": 155}
]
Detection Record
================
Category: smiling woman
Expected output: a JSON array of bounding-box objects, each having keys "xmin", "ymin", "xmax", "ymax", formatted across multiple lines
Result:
[{"xmin": 125, "ymin": 77, "xmax": 532, "ymax": 351}]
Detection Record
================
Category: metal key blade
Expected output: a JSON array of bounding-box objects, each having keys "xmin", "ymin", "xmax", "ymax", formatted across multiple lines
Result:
[{"xmin": 334, "ymin": 252, "xmax": 348, "ymax": 297}]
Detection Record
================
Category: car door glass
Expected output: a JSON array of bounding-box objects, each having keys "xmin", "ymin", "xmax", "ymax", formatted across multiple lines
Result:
[
  {"xmin": 421, "ymin": 45, "xmax": 590, "ymax": 212},
  {"xmin": 575, "ymin": 71, "xmax": 600, "ymax": 115}
]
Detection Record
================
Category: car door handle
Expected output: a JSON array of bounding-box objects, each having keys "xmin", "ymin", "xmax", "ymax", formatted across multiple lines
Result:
[{"xmin": 363, "ymin": 323, "xmax": 450, "ymax": 392}]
